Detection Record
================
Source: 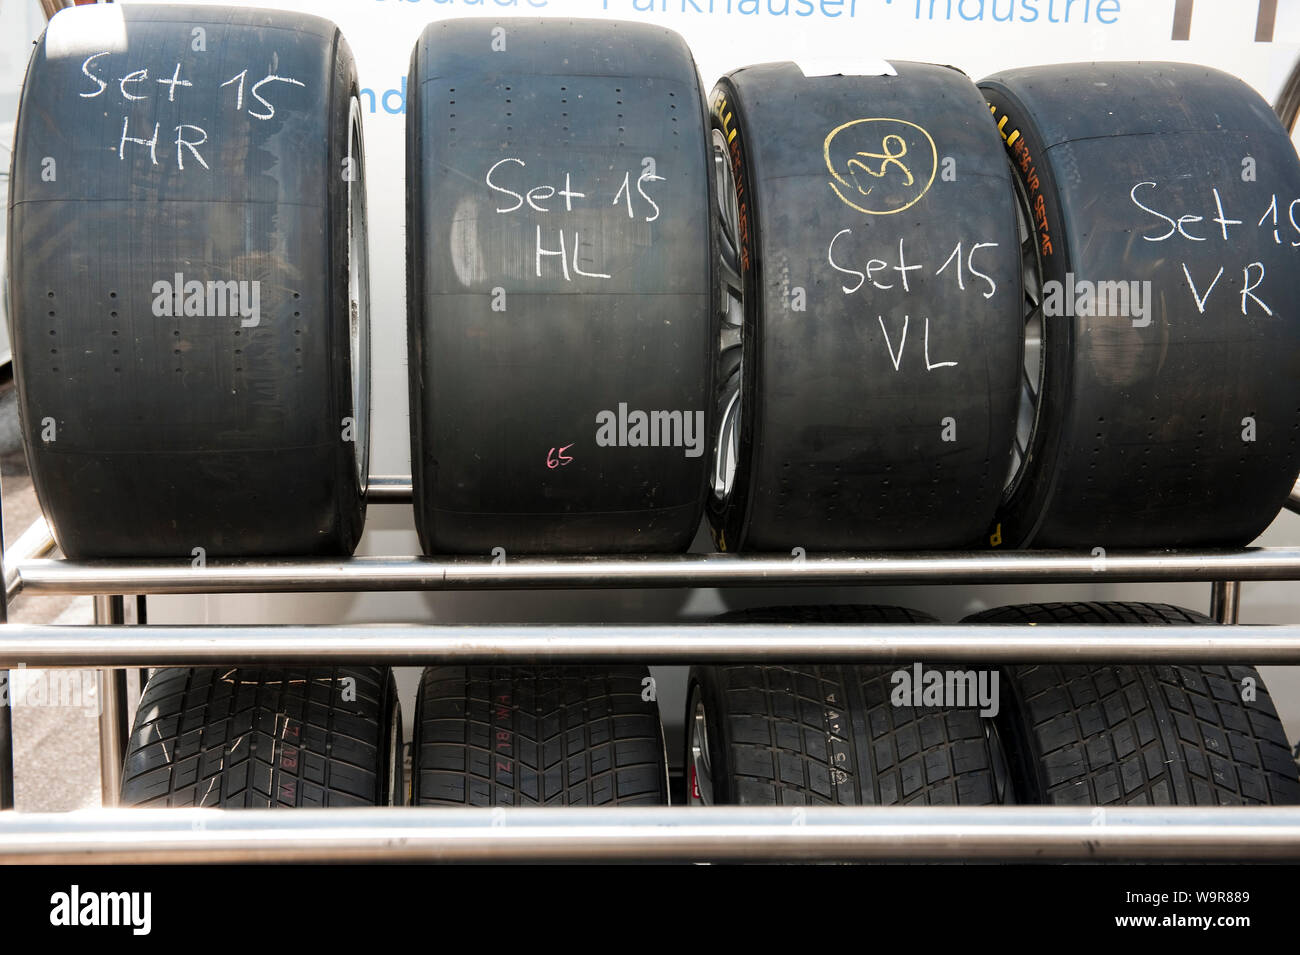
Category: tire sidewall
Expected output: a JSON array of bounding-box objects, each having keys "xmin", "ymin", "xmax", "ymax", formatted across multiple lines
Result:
[
  {"xmin": 685, "ymin": 668, "xmax": 735, "ymax": 805},
  {"xmin": 327, "ymin": 36, "xmax": 368, "ymax": 553},
  {"xmin": 706, "ymin": 77, "xmax": 763, "ymax": 554},
  {"xmin": 982, "ymin": 82, "xmax": 1074, "ymax": 550},
  {"xmin": 379, "ymin": 669, "xmax": 404, "ymax": 806}
]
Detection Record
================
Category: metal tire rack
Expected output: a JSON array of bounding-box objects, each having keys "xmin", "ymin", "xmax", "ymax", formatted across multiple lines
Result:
[{"xmin": 1, "ymin": 475, "xmax": 1299, "ymax": 863}]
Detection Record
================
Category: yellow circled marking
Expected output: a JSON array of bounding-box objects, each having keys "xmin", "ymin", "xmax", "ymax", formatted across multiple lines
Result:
[{"xmin": 824, "ymin": 117, "xmax": 938, "ymax": 216}]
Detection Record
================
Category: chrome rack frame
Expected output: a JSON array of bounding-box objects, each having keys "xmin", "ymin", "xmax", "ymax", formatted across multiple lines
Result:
[{"xmin": 0, "ymin": 475, "xmax": 1298, "ymax": 863}]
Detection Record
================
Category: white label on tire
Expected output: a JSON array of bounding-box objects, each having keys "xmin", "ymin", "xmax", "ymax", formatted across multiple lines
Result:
[
  {"xmin": 45, "ymin": 5, "xmax": 127, "ymax": 59},
  {"xmin": 795, "ymin": 57, "xmax": 897, "ymax": 78}
]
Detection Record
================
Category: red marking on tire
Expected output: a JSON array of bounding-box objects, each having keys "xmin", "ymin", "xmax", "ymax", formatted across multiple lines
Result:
[{"xmin": 494, "ymin": 693, "xmax": 513, "ymax": 780}]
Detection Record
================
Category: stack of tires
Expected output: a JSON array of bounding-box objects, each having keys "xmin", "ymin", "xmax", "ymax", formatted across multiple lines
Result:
[
  {"xmin": 687, "ymin": 58, "xmax": 1300, "ymax": 811},
  {"xmin": 402, "ymin": 17, "xmax": 716, "ymax": 807},
  {"xmin": 6, "ymin": 6, "xmax": 1299, "ymax": 818},
  {"xmin": 8, "ymin": 5, "xmax": 401, "ymax": 808}
]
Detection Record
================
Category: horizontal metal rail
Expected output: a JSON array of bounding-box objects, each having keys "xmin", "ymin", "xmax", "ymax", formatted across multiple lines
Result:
[
  {"xmin": 2, "ymin": 807, "xmax": 1297, "ymax": 863},
  {"xmin": 3, "ymin": 516, "xmax": 55, "ymax": 602},
  {"xmin": 365, "ymin": 475, "xmax": 413, "ymax": 504},
  {"xmin": 2, "ymin": 622, "xmax": 1300, "ymax": 665},
  {"xmin": 14, "ymin": 547, "xmax": 1300, "ymax": 595}
]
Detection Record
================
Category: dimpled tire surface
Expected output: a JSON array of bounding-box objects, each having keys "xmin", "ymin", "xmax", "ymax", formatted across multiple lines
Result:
[
  {"xmin": 412, "ymin": 666, "xmax": 667, "ymax": 806},
  {"xmin": 697, "ymin": 606, "xmax": 1006, "ymax": 806},
  {"xmin": 965, "ymin": 602, "xmax": 1300, "ymax": 805},
  {"xmin": 122, "ymin": 667, "xmax": 391, "ymax": 807}
]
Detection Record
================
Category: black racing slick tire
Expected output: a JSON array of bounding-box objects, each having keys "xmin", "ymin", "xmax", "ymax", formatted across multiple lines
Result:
[
  {"xmin": 121, "ymin": 666, "xmax": 403, "ymax": 807},
  {"xmin": 982, "ymin": 63, "xmax": 1300, "ymax": 548},
  {"xmin": 6, "ymin": 4, "xmax": 370, "ymax": 558},
  {"xmin": 406, "ymin": 19, "xmax": 714, "ymax": 554},
  {"xmin": 411, "ymin": 666, "xmax": 668, "ymax": 806},
  {"xmin": 962, "ymin": 602, "xmax": 1300, "ymax": 806},
  {"xmin": 687, "ymin": 606, "xmax": 1010, "ymax": 806},
  {"xmin": 707, "ymin": 62, "xmax": 1022, "ymax": 552}
]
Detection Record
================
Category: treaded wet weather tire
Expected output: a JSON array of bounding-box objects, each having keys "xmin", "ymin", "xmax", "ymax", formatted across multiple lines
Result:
[
  {"xmin": 406, "ymin": 18, "xmax": 715, "ymax": 554},
  {"xmin": 686, "ymin": 606, "xmax": 1010, "ymax": 806},
  {"xmin": 411, "ymin": 665, "xmax": 668, "ymax": 806},
  {"xmin": 6, "ymin": 4, "xmax": 370, "ymax": 558},
  {"xmin": 706, "ymin": 61, "xmax": 1022, "ymax": 552},
  {"xmin": 121, "ymin": 666, "xmax": 403, "ymax": 807},
  {"xmin": 962, "ymin": 602, "xmax": 1300, "ymax": 805},
  {"xmin": 982, "ymin": 62, "xmax": 1300, "ymax": 548}
]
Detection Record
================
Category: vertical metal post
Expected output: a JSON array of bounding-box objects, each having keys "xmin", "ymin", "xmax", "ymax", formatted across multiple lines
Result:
[
  {"xmin": 1170, "ymin": 0, "xmax": 1194, "ymax": 40},
  {"xmin": 135, "ymin": 595, "xmax": 150, "ymax": 698},
  {"xmin": 0, "ymin": 469, "xmax": 12, "ymax": 811},
  {"xmin": 1210, "ymin": 581, "xmax": 1241, "ymax": 625},
  {"xmin": 39, "ymin": 0, "xmax": 74, "ymax": 21},
  {"xmin": 95, "ymin": 595, "xmax": 127, "ymax": 807}
]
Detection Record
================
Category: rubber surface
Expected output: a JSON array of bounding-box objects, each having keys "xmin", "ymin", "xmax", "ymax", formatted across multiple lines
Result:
[
  {"xmin": 6, "ymin": 4, "xmax": 367, "ymax": 558},
  {"xmin": 963, "ymin": 602, "xmax": 1300, "ymax": 805},
  {"xmin": 406, "ymin": 18, "xmax": 715, "ymax": 554},
  {"xmin": 982, "ymin": 63, "xmax": 1300, "ymax": 548},
  {"xmin": 708, "ymin": 61, "xmax": 1021, "ymax": 551},
  {"xmin": 121, "ymin": 666, "xmax": 401, "ymax": 807},
  {"xmin": 688, "ymin": 606, "xmax": 1009, "ymax": 805},
  {"xmin": 411, "ymin": 665, "xmax": 668, "ymax": 806}
]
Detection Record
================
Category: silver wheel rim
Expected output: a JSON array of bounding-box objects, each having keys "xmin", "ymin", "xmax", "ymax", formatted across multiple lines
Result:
[
  {"xmin": 712, "ymin": 129, "xmax": 745, "ymax": 504},
  {"xmin": 688, "ymin": 692, "xmax": 715, "ymax": 806},
  {"xmin": 1004, "ymin": 168, "xmax": 1046, "ymax": 497},
  {"xmin": 346, "ymin": 97, "xmax": 371, "ymax": 495}
]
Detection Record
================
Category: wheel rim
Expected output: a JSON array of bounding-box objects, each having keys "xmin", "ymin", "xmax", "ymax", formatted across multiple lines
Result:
[
  {"xmin": 687, "ymin": 691, "xmax": 715, "ymax": 806},
  {"xmin": 346, "ymin": 97, "xmax": 371, "ymax": 496},
  {"xmin": 1003, "ymin": 167, "xmax": 1046, "ymax": 498},
  {"xmin": 712, "ymin": 128, "xmax": 745, "ymax": 504}
]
